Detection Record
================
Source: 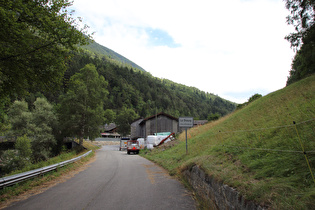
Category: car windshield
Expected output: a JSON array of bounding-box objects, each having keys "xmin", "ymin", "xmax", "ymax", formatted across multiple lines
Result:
[{"xmin": 127, "ymin": 141, "xmax": 138, "ymax": 146}]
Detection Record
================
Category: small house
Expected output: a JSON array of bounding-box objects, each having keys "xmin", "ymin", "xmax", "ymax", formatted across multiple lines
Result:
[{"xmin": 101, "ymin": 123, "xmax": 120, "ymax": 138}]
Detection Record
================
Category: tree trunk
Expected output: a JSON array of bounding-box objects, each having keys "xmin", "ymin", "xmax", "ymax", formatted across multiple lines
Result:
[{"xmin": 79, "ymin": 128, "xmax": 84, "ymax": 145}]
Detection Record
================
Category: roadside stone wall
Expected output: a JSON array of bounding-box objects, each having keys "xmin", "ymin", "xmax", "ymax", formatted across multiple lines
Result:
[{"xmin": 182, "ymin": 165, "xmax": 267, "ymax": 210}]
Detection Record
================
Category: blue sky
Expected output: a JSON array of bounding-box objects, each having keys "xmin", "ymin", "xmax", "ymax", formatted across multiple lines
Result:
[
  {"xmin": 71, "ymin": 0, "xmax": 295, "ymax": 103},
  {"xmin": 145, "ymin": 28, "xmax": 181, "ymax": 48}
]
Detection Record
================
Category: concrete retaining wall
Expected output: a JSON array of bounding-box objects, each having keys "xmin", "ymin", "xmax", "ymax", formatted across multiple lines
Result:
[{"xmin": 182, "ymin": 165, "xmax": 266, "ymax": 210}]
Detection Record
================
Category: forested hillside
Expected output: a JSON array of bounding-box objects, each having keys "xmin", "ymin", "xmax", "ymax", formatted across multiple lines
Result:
[
  {"xmin": 80, "ymin": 40, "xmax": 146, "ymax": 72},
  {"xmin": 65, "ymin": 51, "xmax": 236, "ymax": 120}
]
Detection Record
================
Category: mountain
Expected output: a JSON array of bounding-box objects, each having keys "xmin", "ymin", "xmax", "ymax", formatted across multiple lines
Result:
[
  {"xmin": 66, "ymin": 51, "xmax": 236, "ymax": 120},
  {"xmin": 80, "ymin": 40, "xmax": 146, "ymax": 72},
  {"xmin": 61, "ymin": 39, "xmax": 237, "ymax": 120}
]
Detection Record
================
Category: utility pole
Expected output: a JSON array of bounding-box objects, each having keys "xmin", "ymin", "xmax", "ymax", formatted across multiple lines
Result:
[{"xmin": 155, "ymin": 106, "xmax": 157, "ymax": 135}]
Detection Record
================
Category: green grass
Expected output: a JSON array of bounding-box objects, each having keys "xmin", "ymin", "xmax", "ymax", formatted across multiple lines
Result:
[{"xmin": 142, "ymin": 75, "xmax": 315, "ymax": 209}]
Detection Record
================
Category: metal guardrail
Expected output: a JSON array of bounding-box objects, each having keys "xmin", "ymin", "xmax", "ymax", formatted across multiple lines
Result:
[{"xmin": 0, "ymin": 150, "xmax": 92, "ymax": 189}]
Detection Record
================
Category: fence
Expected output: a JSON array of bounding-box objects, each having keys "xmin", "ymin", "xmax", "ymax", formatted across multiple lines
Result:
[{"xmin": 0, "ymin": 150, "xmax": 92, "ymax": 188}]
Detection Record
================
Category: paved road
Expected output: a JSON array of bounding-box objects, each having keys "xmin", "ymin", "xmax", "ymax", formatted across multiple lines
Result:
[{"xmin": 5, "ymin": 145, "xmax": 196, "ymax": 210}]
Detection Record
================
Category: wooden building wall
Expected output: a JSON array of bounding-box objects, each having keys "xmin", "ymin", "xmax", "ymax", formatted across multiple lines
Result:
[{"xmin": 143, "ymin": 115, "xmax": 178, "ymax": 137}]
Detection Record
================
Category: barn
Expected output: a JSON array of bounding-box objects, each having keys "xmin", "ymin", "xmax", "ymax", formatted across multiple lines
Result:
[{"xmin": 130, "ymin": 112, "xmax": 179, "ymax": 139}]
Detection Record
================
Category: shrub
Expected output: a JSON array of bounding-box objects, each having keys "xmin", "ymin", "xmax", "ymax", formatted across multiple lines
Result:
[{"xmin": 15, "ymin": 135, "xmax": 32, "ymax": 168}]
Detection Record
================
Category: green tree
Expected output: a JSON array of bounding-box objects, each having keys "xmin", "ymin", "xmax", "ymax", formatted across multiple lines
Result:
[
  {"xmin": 0, "ymin": 0, "xmax": 90, "ymax": 101},
  {"xmin": 248, "ymin": 93, "xmax": 262, "ymax": 103},
  {"xmin": 285, "ymin": 0, "xmax": 315, "ymax": 85},
  {"xmin": 6, "ymin": 98, "xmax": 56, "ymax": 163},
  {"xmin": 104, "ymin": 109, "xmax": 116, "ymax": 124},
  {"xmin": 0, "ymin": 135, "xmax": 32, "ymax": 174},
  {"xmin": 31, "ymin": 97, "xmax": 57, "ymax": 161},
  {"xmin": 0, "ymin": 150, "xmax": 19, "ymax": 174},
  {"xmin": 285, "ymin": 0, "xmax": 315, "ymax": 48},
  {"xmin": 15, "ymin": 135, "xmax": 32, "ymax": 168},
  {"xmin": 116, "ymin": 107, "xmax": 139, "ymax": 136},
  {"xmin": 0, "ymin": 96, "xmax": 11, "ymax": 134},
  {"xmin": 59, "ymin": 64, "xmax": 108, "ymax": 145},
  {"xmin": 208, "ymin": 112, "xmax": 221, "ymax": 121},
  {"xmin": 286, "ymin": 24, "xmax": 315, "ymax": 85},
  {"xmin": 8, "ymin": 100, "xmax": 33, "ymax": 137}
]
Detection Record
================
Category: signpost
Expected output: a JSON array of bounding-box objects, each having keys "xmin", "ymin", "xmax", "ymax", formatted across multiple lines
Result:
[{"xmin": 179, "ymin": 117, "xmax": 194, "ymax": 154}]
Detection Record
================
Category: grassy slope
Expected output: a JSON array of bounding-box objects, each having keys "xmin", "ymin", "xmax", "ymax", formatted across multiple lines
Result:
[{"xmin": 142, "ymin": 75, "xmax": 315, "ymax": 209}]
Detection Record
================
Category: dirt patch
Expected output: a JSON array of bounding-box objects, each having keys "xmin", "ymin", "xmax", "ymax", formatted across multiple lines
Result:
[
  {"xmin": 0, "ymin": 155, "xmax": 96, "ymax": 209},
  {"xmin": 142, "ymin": 164, "xmax": 170, "ymax": 185},
  {"xmin": 153, "ymin": 139, "xmax": 180, "ymax": 151}
]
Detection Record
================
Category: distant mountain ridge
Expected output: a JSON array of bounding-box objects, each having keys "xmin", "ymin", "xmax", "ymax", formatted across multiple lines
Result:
[{"xmin": 80, "ymin": 40, "xmax": 146, "ymax": 72}]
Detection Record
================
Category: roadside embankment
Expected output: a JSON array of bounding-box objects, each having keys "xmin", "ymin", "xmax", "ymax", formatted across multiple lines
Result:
[
  {"xmin": 182, "ymin": 165, "xmax": 266, "ymax": 210},
  {"xmin": 142, "ymin": 75, "xmax": 315, "ymax": 209}
]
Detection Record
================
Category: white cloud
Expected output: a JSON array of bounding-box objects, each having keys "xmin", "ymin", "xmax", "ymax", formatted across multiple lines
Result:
[{"xmin": 71, "ymin": 0, "xmax": 295, "ymax": 103}]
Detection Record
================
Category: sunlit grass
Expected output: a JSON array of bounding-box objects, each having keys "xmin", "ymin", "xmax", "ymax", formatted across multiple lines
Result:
[{"xmin": 142, "ymin": 75, "xmax": 315, "ymax": 209}]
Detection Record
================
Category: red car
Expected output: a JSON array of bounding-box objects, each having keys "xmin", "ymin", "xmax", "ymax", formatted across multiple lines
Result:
[{"xmin": 127, "ymin": 140, "xmax": 140, "ymax": 154}]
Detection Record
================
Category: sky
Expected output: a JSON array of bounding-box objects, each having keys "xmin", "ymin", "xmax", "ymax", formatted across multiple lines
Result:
[{"xmin": 70, "ymin": 0, "xmax": 295, "ymax": 103}]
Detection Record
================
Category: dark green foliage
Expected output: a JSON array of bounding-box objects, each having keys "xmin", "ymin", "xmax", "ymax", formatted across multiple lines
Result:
[
  {"xmin": 248, "ymin": 93, "xmax": 262, "ymax": 103},
  {"xmin": 5, "ymin": 98, "xmax": 57, "ymax": 167},
  {"xmin": 8, "ymin": 100, "xmax": 32, "ymax": 137},
  {"xmin": 104, "ymin": 109, "xmax": 116, "ymax": 124},
  {"xmin": 208, "ymin": 112, "xmax": 221, "ymax": 121},
  {"xmin": 65, "ymin": 52, "xmax": 236, "ymax": 120},
  {"xmin": 13, "ymin": 135, "xmax": 32, "ymax": 170},
  {"xmin": 31, "ymin": 98, "xmax": 57, "ymax": 161},
  {"xmin": 58, "ymin": 63, "xmax": 108, "ymax": 145},
  {"xmin": 0, "ymin": 150, "xmax": 19, "ymax": 174},
  {"xmin": 284, "ymin": 0, "xmax": 315, "ymax": 48},
  {"xmin": 0, "ymin": 96, "xmax": 10, "ymax": 133},
  {"xmin": 287, "ymin": 24, "xmax": 315, "ymax": 85},
  {"xmin": 116, "ymin": 107, "xmax": 139, "ymax": 136},
  {"xmin": 0, "ymin": 0, "xmax": 90, "ymax": 101},
  {"xmin": 285, "ymin": 0, "xmax": 315, "ymax": 85}
]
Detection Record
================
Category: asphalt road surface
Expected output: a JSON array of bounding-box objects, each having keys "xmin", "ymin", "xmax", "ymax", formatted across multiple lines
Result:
[{"xmin": 5, "ymin": 145, "xmax": 197, "ymax": 210}]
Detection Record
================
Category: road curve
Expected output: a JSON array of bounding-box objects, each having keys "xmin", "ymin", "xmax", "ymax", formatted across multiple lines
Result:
[{"xmin": 5, "ymin": 145, "xmax": 197, "ymax": 210}]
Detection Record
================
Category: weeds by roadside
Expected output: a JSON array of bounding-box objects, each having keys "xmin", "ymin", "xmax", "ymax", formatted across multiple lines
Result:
[{"xmin": 0, "ymin": 140, "xmax": 98, "ymax": 205}]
